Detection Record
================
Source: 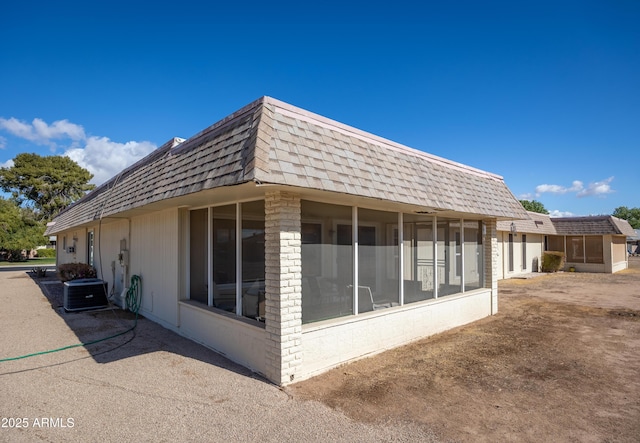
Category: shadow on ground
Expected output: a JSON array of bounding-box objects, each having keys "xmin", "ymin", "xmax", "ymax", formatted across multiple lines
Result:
[{"xmin": 7, "ymin": 271, "xmax": 264, "ymax": 384}]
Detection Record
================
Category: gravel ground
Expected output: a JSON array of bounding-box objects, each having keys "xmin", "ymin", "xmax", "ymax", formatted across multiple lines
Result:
[{"xmin": 0, "ymin": 269, "xmax": 436, "ymax": 443}]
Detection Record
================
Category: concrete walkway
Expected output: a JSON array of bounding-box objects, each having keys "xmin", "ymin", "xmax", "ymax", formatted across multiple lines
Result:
[
  {"xmin": 506, "ymin": 271, "xmax": 549, "ymax": 279},
  {"xmin": 0, "ymin": 270, "xmax": 435, "ymax": 443}
]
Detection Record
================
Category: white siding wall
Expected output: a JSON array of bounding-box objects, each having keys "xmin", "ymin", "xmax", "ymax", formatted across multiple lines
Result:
[
  {"xmin": 612, "ymin": 261, "xmax": 628, "ymax": 273},
  {"xmin": 498, "ymin": 232, "xmax": 544, "ymax": 279},
  {"xmin": 130, "ymin": 209, "xmax": 180, "ymax": 327},
  {"xmin": 56, "ymin": 227, "xmax": 88, "ymax": 265},
  {"xmin": 94, "ymin": 220, "xmax": 130, "ymax": 298},
  {"xmin": 610, "ymin": 235, "xmax": 629, "ymax": 273},
  {"xmin": 524, "ymin": 233, "xmax": 544, "ymax": 273}
]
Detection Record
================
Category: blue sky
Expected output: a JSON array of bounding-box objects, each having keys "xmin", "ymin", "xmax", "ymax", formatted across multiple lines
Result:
[{"xmin": 1, "ymin": 1, "xmax": 638, "ymax": 217}]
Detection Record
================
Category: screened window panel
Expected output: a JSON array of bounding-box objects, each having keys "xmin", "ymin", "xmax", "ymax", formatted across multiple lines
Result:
[
  {"xmin": 508, "ymin": 233, "xmax": 514, "ymax": 272},
  {"xmin": 584, "ymin": 236, "xmax": 603, "ymax": 264},
  {"xmin": 566, "ymin": 236, "xmax": 584, "ymax": 262},
  {"xmin": 189, "ymin": 208, "xmax": 208, "ymax": 303},
  {"xmin": 403, "ymin": 214, "xmax": 435, "ymax": 304},
  {"xmin": 241, "ymin": 200, "xmax": 265, "ymax": 320},
  {"xmin": 547, "ymin": 235, "xmax": 564, "ymax": 253},
  {"xmin": 212, "ymin": 205, "xmax": 236, "ymax": 312},
  {"xmin": 438, "ymin": 219, "xmax": 461, "ymax": 297},
  {"xmin": 301, "ymin": 201, "xmax": 353, "ymax": 324},
  {"xmin": 357, "ymin": 208, "xmax": 399, "ymax": 313},
  {"xmin": 464, "ymin": 221, "xmax": 483, "ymax": 291}
]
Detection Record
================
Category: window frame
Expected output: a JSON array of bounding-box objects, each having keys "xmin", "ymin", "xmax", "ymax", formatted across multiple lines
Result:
[{"xmin": 187, "ymin": 199, "xmax": 265, "ymax": 324}]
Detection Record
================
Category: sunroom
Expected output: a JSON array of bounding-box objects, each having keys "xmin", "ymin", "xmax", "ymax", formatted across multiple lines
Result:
[{"xmin": 187, "ymin": 199, "xmax": 485, "ymax": 323}]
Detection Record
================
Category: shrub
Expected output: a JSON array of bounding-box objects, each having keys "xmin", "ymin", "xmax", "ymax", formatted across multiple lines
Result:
[
  {"xmin": 31, "ymin": 267, "xmax": 48, "ymax": 278},
  {"xmin": 2, "ymin": 249, "xmax": 28, "ymax": 262},
  {"xmin": 57, "ymin": 263, "xmax": 97, "ymax": 282},
  {"xmin": 35, "ymin": 248, "xmax": 56, "ymax": 258},
  {"xmin": 541, "ymin": 251, "xmax": 565, "ymax": 273}
]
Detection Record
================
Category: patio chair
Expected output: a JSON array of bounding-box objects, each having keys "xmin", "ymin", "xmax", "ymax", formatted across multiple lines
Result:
[{"xmin": 353, "ymin": 285, "xmax": 392, "ymax": 313}]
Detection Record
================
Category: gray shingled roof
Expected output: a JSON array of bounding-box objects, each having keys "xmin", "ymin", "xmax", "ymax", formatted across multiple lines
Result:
[
  {"xmin": 498, "ymin": 213, "xmax": 636, "ymax": 237},
  {"xmin": 551, "ymin": 216, "xmax": 636, "ymax": 236},
  {"xmin": 46, "ymin": 97, "xmax": 528, "ymax": 235},
  {"xmin": 497, "ymin": 211, "xmax": 557, "ymax": 235}
]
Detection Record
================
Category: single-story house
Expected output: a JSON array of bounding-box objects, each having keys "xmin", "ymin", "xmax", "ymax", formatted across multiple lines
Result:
[
  {"xmin": 497, "ymin": 212, "xmax": 635, "ymax": 277},
  {"xmin": 45, "ymin": 96, "xmax": 528, "ymax": 385},
  {"xmin": 496, "ymin": 211, "xmax": 557, "ymax": 279}
]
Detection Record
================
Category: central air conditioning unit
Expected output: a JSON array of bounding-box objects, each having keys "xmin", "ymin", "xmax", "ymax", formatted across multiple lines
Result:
[{"xmin": 63, "ymin": 278, "xmax": 109, "ymax": 312}]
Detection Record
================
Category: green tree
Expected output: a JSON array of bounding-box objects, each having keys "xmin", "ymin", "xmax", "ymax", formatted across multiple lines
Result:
[
  {"xmin": 0, "ymin": 198, "xmax": 46, "ymax": 259},
  {"xmin": 519, "ymin": 199, "xmax": 549, "ymax": 214},
  {"xmin": 0, "ymin": 153, "xmax": 95, "ymax": 221},
  {"xmin": 612, "ymin": 206, "xmax": 640, "ymax": 229}
]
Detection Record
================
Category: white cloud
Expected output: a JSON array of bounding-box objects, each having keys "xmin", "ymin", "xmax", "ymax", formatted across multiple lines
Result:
[
  {"xmin": 0, "ymin": 115, "xmax": 158, "ymax": 186},
  {"xmin": 533, "ymin": 177, "xmax": 615, "ymax": 199},
  {"xmin": 0, "ymin": 117, "xmax": 85, "ymax": 147},
  {"xmin": 535, "ymin": 180, "xmax": 583, "ymax": 195},
  {"xmin": 0, "ymin": 117, "xmax": 35, "ymax": 140},
  {"xmin": 549, "ymin": 210, "xmax": 576, "ymax": 217},
  {"xmin": 1, "ymin": 159, "xmax": 14, "ymax": 168},
  {"xmin": 64, "ymin": 136, "xmax": 156, "ymax": 185},
  {"xmin": 32, "ymin": 118, "xmax": 85, "ymax": 141},
  {"xmin": 576, "ymin": 176, "xmax": 614, "ymax": 198}
]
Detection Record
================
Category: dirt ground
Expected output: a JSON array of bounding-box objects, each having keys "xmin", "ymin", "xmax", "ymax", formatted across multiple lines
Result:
[{"xmin": 291, "ymin": 257, "xmax": 640, "ymax": 442}]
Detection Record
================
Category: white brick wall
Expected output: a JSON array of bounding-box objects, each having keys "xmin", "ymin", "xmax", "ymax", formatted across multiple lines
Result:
[
  {"xmin": 264, "ymin": 191, "xmax": 303, "ymax": 385},
  {"xmin": 300, "ymin": 289, "xmax": 492, "ymax": 381}
]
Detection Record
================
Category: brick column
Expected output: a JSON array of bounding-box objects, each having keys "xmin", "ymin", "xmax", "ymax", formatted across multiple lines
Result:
[
  {"xmin": 484, "ymin": 219, "xmax": 498, "ymax": 314},
  {"xmin": 264, "ymin": 191, "xmax": 302, "ymax": 385}
]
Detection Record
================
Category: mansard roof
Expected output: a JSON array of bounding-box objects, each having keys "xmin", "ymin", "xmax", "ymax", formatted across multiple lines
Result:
[
  {"xmin": 552, "ymin": 215, "xmax": 636, "ymax": 236},
  {"xmin": 498, "ymin": 212, "xmax": 635, "ymax": 237},
  {"xmin": 47, "ymin": 97, "xmax": 527, "ymax": 234}
]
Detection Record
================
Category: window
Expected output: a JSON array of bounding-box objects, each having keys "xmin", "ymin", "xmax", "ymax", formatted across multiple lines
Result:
[
  {"xmin": 438, "ymin": 219, "xmax": 462, "ymax": 296},
  {"xmin": 547, "ymin": 235, "xmax": 564, "ymax": 252},
  {"xmin": 240, "ymin": 200, "xmax": 265, "ymax": 320},
  {"xmin": 87, "ymin": 231, "xmax": 95, "ymax": 267},
  {"xmin": 566, "ymin": 236, "xmax": 584, "ymax": 262},
  {"xmin": 189, "ymin": 208, "xmax": 209, "ymax": 304},
  {"xmin": 521, "ymin": 234, "xmax": 527, "ymax": 270},
  {"xmin": 301, "ymin": 201, "xmax": 353, "ymax": 324},
  {"xmin": 403, "ymin": 214, "xmax": 435, "ymax": 303},
  {"xmin": 508, "ymin": 234, "xmax": 514, "ymax": 272},
  {"xmin": 188, "ymin": 201, "xmax": 264, "ymax": 322},
  {"xmin": 464, "ymin": 221, "xmax": 483, "ymax": 291},
  {"xmin": 190, "ymin": 199, "xmax": 488, "ymax": 326},
  {"xmin": 300, "ymin": 204, "xmax": 486, "ymax": 324},
  {"xmin": 212, "ymin": 204, "xmax": 237, "ymax": 311},
  {"xmin": 585, "ymin": 236, "xmax": 603, "ymax": 264},
  {"xmin": 356, "ymin": 208, "xmax": 399, "ymax": 313}
]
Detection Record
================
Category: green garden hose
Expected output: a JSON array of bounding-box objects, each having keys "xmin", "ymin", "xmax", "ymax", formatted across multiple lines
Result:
[{"xmin": 0, "ymin": 275, "xmax": 142, "ymax": 363}]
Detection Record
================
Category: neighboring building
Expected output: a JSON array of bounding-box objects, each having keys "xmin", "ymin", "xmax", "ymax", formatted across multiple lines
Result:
[
  {"xmin": 45, "ymin": 97, "xmax": 527, "ymax": 385},
  {"xmin": 496, "ymin": 211, "xmax": 556, "ymax": 279},
  {"xmin": 498, "ymin": 212, "xmax": 636, "ymax": 277},
  {"xmin": 628, "ymin": 229, "xmax": 640, "ymax": 255}
]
